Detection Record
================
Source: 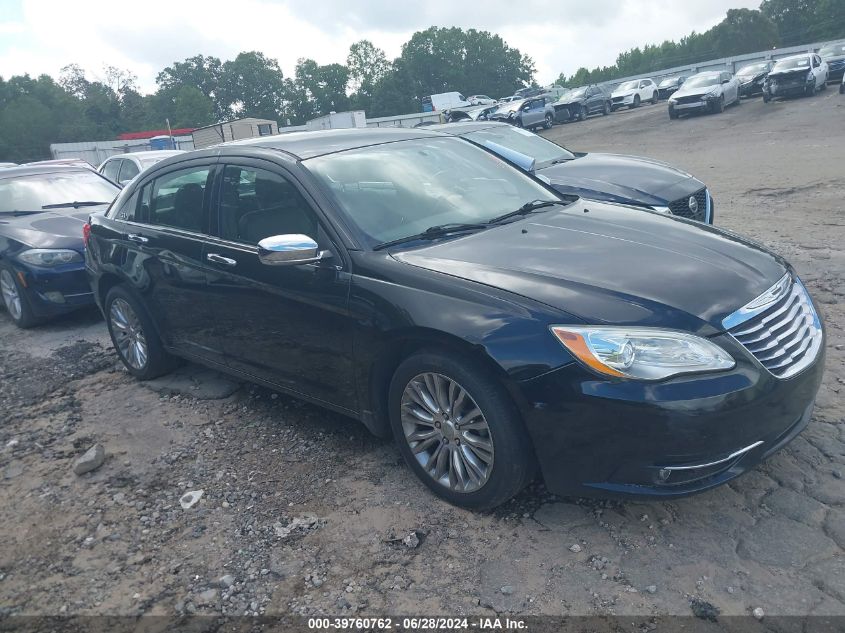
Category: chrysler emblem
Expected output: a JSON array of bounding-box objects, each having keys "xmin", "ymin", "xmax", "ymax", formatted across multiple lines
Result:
[{"xmin": 688, "ymin": 196, "xmax": 698, "ymax": 213}]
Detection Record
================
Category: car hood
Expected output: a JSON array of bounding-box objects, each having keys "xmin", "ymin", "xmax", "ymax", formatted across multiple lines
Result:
[
  {"xmin": 391, "ymin": 200, "xmax": 788, "ymax": 335},
  {"xmin": 611, "ymin": 89, "xmax": 636, "ymax": 97},
  {"xmin": 537, "ymin": 153, "xmax": 699, "ymax": 207},
  {"xmin": 768, "ymin": 67, "xmax": 810, "ymax": 79},
  {"xmin": 0, "ymin": 208, "xmax": 100, "ymax": 250},
  {"xmin": 671, "ymin": 83, "xmax": 720, "ymax": 99},
  {"xmin": 738, "ymin": 72, "xmax": 766, "ymax": 83}
]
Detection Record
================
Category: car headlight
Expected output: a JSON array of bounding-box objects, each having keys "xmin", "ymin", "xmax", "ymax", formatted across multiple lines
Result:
[
  {"xmin": 651, "ymin": 206, "xmax": 673, "ymax": 214},
  {"xmin": 507, "ymin": 111, "xmax": 515, "ymax": 118},
  {"xmin": 17, "ymin": 248, "xmax": 83, "ymax": 267},
  {"xmin": 550, "ymin": 326, "xmax": 735, "ymax": 380},
  {"xmin": 806, "ymin": 71, "xmax": 814, "ymax": 82}
]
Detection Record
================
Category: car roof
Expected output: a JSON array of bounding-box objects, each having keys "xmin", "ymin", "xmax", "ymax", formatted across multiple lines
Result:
[
  {"xmin": 0, "ymin": 164, "xmax": 98, "ymax": 180},
  {"xmin": 223, "ymin": 127, "xmax": 445, "ymax": 159},
  {"xmin": 104, "ymin": 150, "xmax": 184, "ymax": 163},
  {"xmin": 777, "ymin": 53, "xmax": 813, "ymax": 61},
  {"xmin": 424, "ymin": 121, "xmax": 508, "ymax": 135}
]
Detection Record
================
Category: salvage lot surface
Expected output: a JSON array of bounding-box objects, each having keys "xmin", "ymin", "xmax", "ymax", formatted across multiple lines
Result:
[{"xmin": 1, "ymin": 92, "xmax": 843, "ymax": 622}]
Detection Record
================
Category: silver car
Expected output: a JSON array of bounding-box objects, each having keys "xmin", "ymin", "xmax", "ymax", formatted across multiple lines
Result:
[
  {"xmin": 489, "ymin": 97, "xmax": 555, "ymax": 130},
  {"xmin": 667, "ymin": 71, "xmax": 740, "ymax": 119},
  {"xmin": 98, "ymin": 150, "xmax": 184, "ymax": 188}
]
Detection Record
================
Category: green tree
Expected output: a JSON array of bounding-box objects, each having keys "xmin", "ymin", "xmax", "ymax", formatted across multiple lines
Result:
[
  {"xmin": 219, "ymin": 51, "xmax": 287, "ymax": 121},
  {"xmin": 290, "ymin": 58, "xmax": 350, "ymax": 121},
  {"xmin": 711, "ymin": 8, "xmax": 779, "ymax": 56},
  {"xmin": 347, "ymin": 40, "xmax": 391, "ymax": 111},
  {"xmin": 172, "ymin": 85, "xmax": 215, "ymax": 128},
  {"xmin": 399, "ymin": 27, "xmax": 534, "ymax": 100},
  {"xmin": 157, "ymin": 54, "xmax": 226, "ymax": 119}
]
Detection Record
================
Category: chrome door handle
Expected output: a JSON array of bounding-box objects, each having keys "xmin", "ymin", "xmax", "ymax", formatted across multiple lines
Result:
[
  {"xmin": 206, "ymin": 253, "xmax": 237, "ymax": 267},
  {"xmin": 127, "ymin": 234, "xmax": 148, "ymax": 244}
]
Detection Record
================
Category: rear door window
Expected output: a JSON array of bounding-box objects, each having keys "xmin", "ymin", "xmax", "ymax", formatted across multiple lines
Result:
[
  {"xmin": 102, "ymin": 159, "xmax": 121, "ymax": 182},
  {"xmin": 118, "ymin": 160, "xmax": 140, "ymax": 184},
  {"xmin": 147, "ymin": 166, "xmax": 213, "ymax": 233}
]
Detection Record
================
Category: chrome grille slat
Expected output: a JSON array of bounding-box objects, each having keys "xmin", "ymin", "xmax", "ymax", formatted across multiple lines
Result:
[
  {"xmin": 725, "ymin": 277, "xmax": 822, "ymax": 379},
  {"xmin": 731, "ymin": 289, "xmax": 800, "ymax": 337},
  {"xmin": 668, "ymin": 188, "xmax": 707, "ymax": 222}
]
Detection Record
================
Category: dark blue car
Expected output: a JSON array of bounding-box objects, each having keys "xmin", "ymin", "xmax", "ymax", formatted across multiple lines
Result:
[{"xmin": 0, "ymin": 165, "xmax": 118, "ymax": 327}]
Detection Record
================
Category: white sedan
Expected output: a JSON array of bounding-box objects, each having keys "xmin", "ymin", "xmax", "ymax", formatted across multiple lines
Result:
[
  {"xmin": 764, "ymin": 53, "xmax": 829, "ymax": 102},
  {"xmin": 667, "ymin": 71, "xmax": 740, "ymax": 119},
  {"xmin": 467, "ymin": 95, "xmax": 497, "ymax": 105},
  {"xmin": 610, "ymin": 78, "xmax": 658, "ymax": 110}
]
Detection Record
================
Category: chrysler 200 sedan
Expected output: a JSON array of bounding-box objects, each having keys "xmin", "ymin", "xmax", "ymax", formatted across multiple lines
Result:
[{"xmin": 85, "ymin": 128, "xmax": 824, "ymax": 510}]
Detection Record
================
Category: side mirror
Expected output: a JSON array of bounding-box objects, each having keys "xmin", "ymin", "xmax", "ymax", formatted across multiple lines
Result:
[{"xmin": 258, "ymin": 234, "xmax": 324, "ymax": 266}]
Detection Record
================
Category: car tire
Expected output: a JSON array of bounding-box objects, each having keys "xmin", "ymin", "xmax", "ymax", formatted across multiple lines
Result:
[
  {"xmin": 840, "ymin": 82, "xmax": 844, "ymax": 94},
  {"xmin": 513, "ymin": 116, "xmax": 522, "ymax": 128},
  {"xmin": 763, "ymin": 91, "xmax": 771, "ymax": 103},
  {"xmin": 651, "ymin": 91, "xmax": 658, "ymax": 104},
  {"xmin": 0, "ymin": 265, "xmax": 39, "ymax": 329},
  {"xmin": 388, "ymin": 349, "xmax": 536, "ymax": 510},
  {"xmin": 668, "ymin": 107, "xmax": 678, "ymax": 120},
  {"xmin": 578, "ymin": 104, "xmax": 587, "ymax": 121},
  {"xmin": 630, "ymin": 94, "xmax": 640, "ymax": 109},
  {"xmin": 714, "ymin": 95, "xmax": 724, "ymax": 113},
  {"xmin": 104, "ymin": 285, "xmax": 178, "ymax": 380},
  {"xmin": 602, "ymin": 101, "xmax": 610, "ymax": 115},
  {"xmin": 543, "ymin": 113, "xmax": 553, "ymax": 129},
  {"xmin": 820, "ymin": 78, "xmax": 827, "ymax": 91}
]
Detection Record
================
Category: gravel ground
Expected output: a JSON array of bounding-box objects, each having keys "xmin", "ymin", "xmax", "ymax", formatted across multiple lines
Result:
[{"xmin": 0, "ymin": 90, "xmax": 843, "ymax": 626}]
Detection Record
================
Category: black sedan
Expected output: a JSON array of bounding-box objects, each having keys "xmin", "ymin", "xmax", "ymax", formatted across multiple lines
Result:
[
  {"xmin": 0, "ymin": 165, "xmax": 118, "ymax": 327},
  {"xmin": 427, "ymin": 121, "xmax": 713, "ymax": 223},
  {"xmin": 85, "ymin": 128, "xmax": 823, "ymax": 510},
  {"xmin": 736, "ymin": 61, "xmax": 774, "ymax": 97},
  {"xmin": 657, "ymin": 76, "xmax": 686, "ymax": 99}
]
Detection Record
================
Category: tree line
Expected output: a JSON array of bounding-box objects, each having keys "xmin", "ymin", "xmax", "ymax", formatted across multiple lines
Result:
[
  {"xmin": 558, "ymin": 0, "xmax": 845, "ymax": 87},
  {"xmin": 0, "ymin": 27, "xmax": 534, "ymax": 163}
]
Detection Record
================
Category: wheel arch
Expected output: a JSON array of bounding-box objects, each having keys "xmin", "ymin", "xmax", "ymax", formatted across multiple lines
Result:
[{"xmin": 361, "ymin": 326, "xmax": 522, "ymax": 438}]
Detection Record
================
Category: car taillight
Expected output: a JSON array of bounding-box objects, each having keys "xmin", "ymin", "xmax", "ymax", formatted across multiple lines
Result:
[{"xmin": 82, "ymin": 222, "xmax": 91, "ymax": 248}]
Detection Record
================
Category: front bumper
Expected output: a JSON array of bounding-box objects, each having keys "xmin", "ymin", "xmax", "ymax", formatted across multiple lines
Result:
[
  {"xmin": 766, "ymin": 79, "xmax": 812, "ymax": 97},
  {"xmin": 668, "ymin": 94, "xmax": 718, "ymax": 112},
  {"xmin": 739, "ymin": 79, "xmax": 764, "ymax": 96},
  {"xmin": 514, "ymin": 333, "xmax": 824, "ymax": 499},
  {"xmin": 9, "ymin": 260, "xmax": 94, "ymax": 318}
]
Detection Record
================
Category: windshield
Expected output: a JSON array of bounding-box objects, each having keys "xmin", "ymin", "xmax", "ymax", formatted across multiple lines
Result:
[
  {"xmin": 305, "ymin": 137, "xmax": 561, "ymax": 248},
  {"xmin": 462, "ymin": 126, "xmax": 575, "ymax": 169},
  {"xmin": 737, "ymin": 63, "xmax": 770, "ymax": 76},
  {"xmin": 492, "ymin": 100, "xmax": 523, "ymax": 114},
  {"xmin": 658, "ymin": 78, "xmax": 678, "ymax": 87},
  {"xmin": 683, "ymin": 74, "xmax": 720, "ymax": 89},
  {"xmin": 567, "ymin": 87, "xmax": 587, "ymax": 99},
  {"xmin": 0, "ymin": 171, "xmax": 118, "ymax": 213},
  {"xmin": 139, "ymin": 157, "xmax": 167, "ymax": 168},
  {"xmin": 617, "ymin": 80, "xmax": 639, "ymax": 91},
  {"xmin": 819, "ymin": 44, "xmax": 845, "ymax": 57},
  {"xmin": 772, "ymin": 57, "xmax": 810, "ymax": 72}
]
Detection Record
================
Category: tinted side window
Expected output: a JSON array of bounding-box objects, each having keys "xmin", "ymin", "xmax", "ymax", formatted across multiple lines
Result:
[
  {"xmin": 102, "ymin": 159, "xmax": 121, "ymax": 182},
  {"xmin": 118, "ymin": 160, "xmax": 140, "ymax": 183},
  {"xmin": 148, "ymin": 166, "xmax": 212, "ymax": 233},
  {"xmin": 218, "ymin": 165, "xmax": 318, "ymax": 245}
]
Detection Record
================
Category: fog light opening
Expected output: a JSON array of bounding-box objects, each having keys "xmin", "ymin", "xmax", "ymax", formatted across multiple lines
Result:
[
  {"xmin": 658, "ymin": 468, "xmax": 671, "ymax": 483},
  {"xmin": 43, "ymin": 291, "xmax": 66, "ymax": 304}
]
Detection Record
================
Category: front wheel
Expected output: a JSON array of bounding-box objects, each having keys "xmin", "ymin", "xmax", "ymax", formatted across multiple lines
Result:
[
  {"xmin": 389, "ymin": 350, "xmax": 536, "ymax": 510},
  {"xmin": 668, "ymin": 107, "xmax": 678, "ymax": 120},
  {"xmin": 543, "ymin": 113, "xmax": 553, "ymax": 129},
  {"xmin": 104, "ymin": 285, "xmax": 177, "ymax": 380},
  {"xmin": 602, "ymin": 101, "xmax": 610, "ymax": 115},
  {"xmin": 630, "ymin": 94, "xmax": 640, "ymax": 109},
  {"xmin": 763, "ymin": 91, "xmax": 771, "ymax": 103},
  {"xmin": 820, "ymin": 78, "xmax": 827, "ymax": 91},
  {"xmin": 578, "ymin": 104, "xmax": 587, "ymax": 121},
  {"xmin": 713, "ymin": 95, "xmax": 725, "ymax": 113},
  {"xmin": 0, "ymin": 265, "xmax": 38, "ymax": 328}
]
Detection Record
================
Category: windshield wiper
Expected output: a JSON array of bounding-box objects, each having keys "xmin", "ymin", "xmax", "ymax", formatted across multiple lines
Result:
[
  {"xmin": 41, "ymin": 201, "xmax": 110, "ymax": 209},
  {"xmin": 373, "ymin": 222, "xmax": 489, "ymax": 250},
  {"xmin": 486, "ymin": 199, "xmax": 569, "ymax": 225}
]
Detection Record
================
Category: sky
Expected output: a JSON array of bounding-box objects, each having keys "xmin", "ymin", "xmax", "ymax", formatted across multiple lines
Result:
[{"xmin": 0, "ymin": 0, "xmax": 759, "ymax": 93}]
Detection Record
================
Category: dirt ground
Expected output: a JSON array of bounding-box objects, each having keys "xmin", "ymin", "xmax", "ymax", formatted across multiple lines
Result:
[{"xmin": 1, "ymin": 90, "xmax": 843, "ymax": 627}]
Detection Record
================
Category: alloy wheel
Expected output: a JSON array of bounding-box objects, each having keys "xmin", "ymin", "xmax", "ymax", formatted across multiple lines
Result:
[
  {"xmin": 109, "ymin": 297, "xmax": 148, "ymax": 370},
  {"xmin": 400, "ymin": 372, "xmax": 494, "ymax": 493},
  {"xmin": 0, "ymin": 270, "xmax": 22, "ymax": 321}
]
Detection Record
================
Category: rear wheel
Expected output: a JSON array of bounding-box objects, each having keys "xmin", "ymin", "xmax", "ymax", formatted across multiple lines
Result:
[
  {"xmin": 651, "ymin": 91, "xmax": 658, "ymax": 104},
  {"xmin": 388, "ymin": 350, "xmax": 535, "ymax": 510},
  {"xmin": 104, "ymin": 285, "xmax": 177, "ymax": 380},
  {"xmin": 0, "ymin": 265, "xmax": 38, "ymax": 328}
]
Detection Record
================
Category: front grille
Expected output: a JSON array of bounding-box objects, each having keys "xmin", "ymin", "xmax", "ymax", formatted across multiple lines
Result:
[
  {"xmin": 673, "ymin": 94, "xmax": 704, "ymax": 105},
  {"xmin": 828, "ymin": 59, "xmax": 845, "ymax": 71},
  {"xmin": 725, "ymin": 275, "xmax": 823, "ymax": 379},
  {"xmin": 612, "ymin": 96, "xmax": 625, "ymax": 103},
  {"xmin": 668, "ymin": 188, "xmax": 707, "ymax": 221}
]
